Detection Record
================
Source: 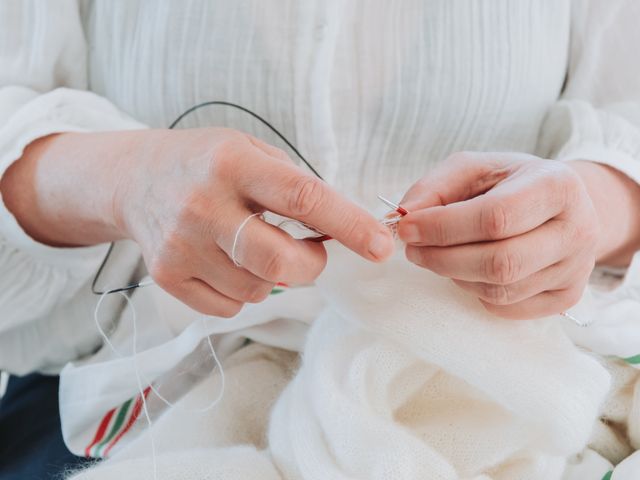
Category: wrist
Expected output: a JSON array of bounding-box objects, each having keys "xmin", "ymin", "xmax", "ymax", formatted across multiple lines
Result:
[
  {"xmin": 568, "ymin": 160, "xmax": 640, "ymax": 267},
  {"xmin": 104, "ymin": 131, "xmax": 147, "ymax": 242},
  {"xmin": 1, "ymin": 132, "xmax": 133, "ymax": 247}
]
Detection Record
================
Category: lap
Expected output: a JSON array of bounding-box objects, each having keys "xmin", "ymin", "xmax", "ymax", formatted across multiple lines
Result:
[{"xmin": 0, "ymin": 373, "xmax": 94, "ymax": 479}]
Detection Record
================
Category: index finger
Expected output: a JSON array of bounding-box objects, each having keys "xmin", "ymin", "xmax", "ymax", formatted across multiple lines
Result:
[
  {"xmin": 240, "ymin": 153, "xmax": 394, "ymax": 262},
  {"xmin": 398, "ymin": 172, "xmax": 567, "ymax": 246}
]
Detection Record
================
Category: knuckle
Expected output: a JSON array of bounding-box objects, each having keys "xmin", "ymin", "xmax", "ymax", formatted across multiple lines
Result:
[
  {"xmin": 547, "ymin": 164, "xmax": 584, "ymax": 207},
  {"xmin": 242, "ymin": 282, "xmax": 273, "ymax": 303},
  {"xmin": 271, "ymin": 146, "xmax": 290, "ymax": 162},
  {"xmin": 406, "ymin": 245, "xmax": 425, "ymax": 266},
  {"xmin": 479, "ymin": 300, "xmax": 505, "ymax": 318},
  {"xmin": 341, "ymin": 214, "xmax": 369, "ymax": 245},
  {"xmin": 287, "ymin": 176, "xmax": 325, "ymax": 218},
  {"xmin": 563, "ymin": 218, "xmax": 598, "ymax": 258},
  {"xmin": 343, "ymin": 213, "xmax": 363, "ymax": 237},
  {"xmin": 263, "ymin": 248, "xmax": 293, "ymax": 282},
  {"xmin": 209, "ymin": 137, "xmax": 245, "ymax": 178},
  {"xmin": 560, "ymin": 167, "xmax": 583, "ymax": 197},
  {"xmin": 216, "ymin": 301, "xmax": 244, "ymax": 318},
  {"xmin": 176, "ymin": 199, "xmax": 200, "ymax": 229},
  {"xmin": 579, "ymin": 221, "xmax": 599, "ymax": 247},
  {"xmin": 480, "ymin": 202, "xmax": 509, "ymax": 239},
  {"xmin": 430, "ymin": 216, "xmax": 449, "ymax": 246},
  {"xmin": 303, "ymin": 248, "xmax": 329, "ymax": 282},
  {"xmin": 568, "ymin": 223, "xmax": 585, "ymax": 246},
  {"xmin": 485, "ymin": 248, "xmax": 521, "ymax": 285},
  {"xmin": 480, "ymin": 283, "xmax": 512, "ymax": 305},
  {"xmin": 178, "ymin": 197, "xmax": 220, "ymax": 239},
  {"xmin": 561, "ymin": 219, "xmax": 580, "ymax": 244}
]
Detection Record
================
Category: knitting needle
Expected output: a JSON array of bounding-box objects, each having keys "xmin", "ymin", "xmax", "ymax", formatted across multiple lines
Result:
[
  {"xmin": 307, "ymin": 195, "xmax": 409, "ymax": 243},
  {"xmin": 307, "ymin": 195, "xmax": 408, "ymax": 243},
  {"xmin": 377, "ymin": 195, "xmax": 409, "ymax": 216},
  {"xmin": 277, "ymin": 196, "xmax": 409, "ymax": 293}
]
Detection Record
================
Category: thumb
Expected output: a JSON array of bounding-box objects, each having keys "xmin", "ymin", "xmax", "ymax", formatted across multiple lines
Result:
[{"xmin": 400, "ymin": 152, "xmax": 512, "ymax": 211}]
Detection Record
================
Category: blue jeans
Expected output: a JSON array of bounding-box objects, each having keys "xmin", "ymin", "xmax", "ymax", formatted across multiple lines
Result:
[{"xmin": 0, "ymin": 374, "xmax": 95, "ymax": 479}]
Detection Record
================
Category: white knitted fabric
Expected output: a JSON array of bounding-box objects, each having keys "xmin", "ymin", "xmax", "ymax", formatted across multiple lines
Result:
[{"xmin": 70, "ymin": 242, "xmax": 614, "ymax": 480}]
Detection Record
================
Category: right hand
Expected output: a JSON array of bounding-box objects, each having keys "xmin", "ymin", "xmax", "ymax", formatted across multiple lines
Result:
[{"xmin": 113, "ymin": 127, "xmax": 394, "ymax": 316}]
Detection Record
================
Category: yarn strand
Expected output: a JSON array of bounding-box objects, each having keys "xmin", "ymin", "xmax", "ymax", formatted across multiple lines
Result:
[{"xmin": 93, "ymin": 287, "xmax": 227, "ymax": 478}]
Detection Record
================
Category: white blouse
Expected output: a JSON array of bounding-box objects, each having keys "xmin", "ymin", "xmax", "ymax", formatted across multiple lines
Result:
[{"xmin": 0, "ymin": 0, "xmax": 639, "ymax": 374}]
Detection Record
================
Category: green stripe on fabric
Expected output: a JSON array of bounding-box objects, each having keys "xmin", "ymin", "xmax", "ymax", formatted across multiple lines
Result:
[
  {"xmin": 623, "ymin": 354, "xmax": 640, "ymax": 364},
  {"xmin": 270, "ymin": 288, "xmax": 285, "ymax": 295},
  {"xmin": 93, "ymin": 398, "xmax": 134, "ymax": 457},
  {"xmin": 602, "ymin": 471, "xmax": 613, "ymax": 480}
]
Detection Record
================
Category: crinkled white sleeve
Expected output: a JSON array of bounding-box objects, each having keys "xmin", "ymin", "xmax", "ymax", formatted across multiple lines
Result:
[
  {"xmin": 539, "ymin": 0, "xmax": 640, "ymax": 188},
  {"xmin": 0, "ymin": 1, "xmax": 146, "ymax": 374},
  {"xmin": 539, "ymin": 0, "xmax": 640, "ymax": 354}
]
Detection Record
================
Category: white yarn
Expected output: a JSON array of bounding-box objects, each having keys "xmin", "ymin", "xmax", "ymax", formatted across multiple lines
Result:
[
  {"xmin": 94, "ymin": 289, "xmax": 158, "ymax": 479},
  {"xmin": 123, "ymin": 291, "xmax": 158, "ymax": 480},
  {"xmin": 265, "ymin": 243, "xmax": 612, "ymax": 479},
  {"xmin": 93, "ymin": 285, "xmax": 226, "ymax": 414},
  {"xmin": 92, "ymin": 284, "xmax": 227, "ymax": 478},
  {"xmin": 77, "ymin": 242, "xmax": 613, "ymax": 480},
  {"xmin": 231, "ymin": 212, "xmax": 264, "ymax": 267}
]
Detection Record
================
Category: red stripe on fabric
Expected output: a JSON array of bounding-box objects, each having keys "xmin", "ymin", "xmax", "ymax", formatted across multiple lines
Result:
[
  {"xmin": 102, "ymin": 387, "xmax": 151, "ymax": 458},
  {"xmin": 84, "ymin": 407, "xmax": 117, "ymax": 458}
]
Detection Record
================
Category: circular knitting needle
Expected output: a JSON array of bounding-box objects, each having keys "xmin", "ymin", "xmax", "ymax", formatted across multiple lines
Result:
[{"xmin": 377, "ymin": 195, "xmax": 409, "ymax": 216}]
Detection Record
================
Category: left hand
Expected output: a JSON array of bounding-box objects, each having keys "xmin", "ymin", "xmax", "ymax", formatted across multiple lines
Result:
[{"xmin": 397, "ymin": 152, "xmax": 601, "ymax": 320}]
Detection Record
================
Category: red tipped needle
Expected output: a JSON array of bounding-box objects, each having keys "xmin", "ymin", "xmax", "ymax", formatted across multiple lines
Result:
[
  {"xmin": 377, "ymin": 195, "xmax": 409, "ymax": 216},
  {"xmin": 306, "ymin": 195, "xmax": 408, "ymax": 243},
  {"xmin": 309, "ymin": 234, "xmax": 332, "ymax": 243}
]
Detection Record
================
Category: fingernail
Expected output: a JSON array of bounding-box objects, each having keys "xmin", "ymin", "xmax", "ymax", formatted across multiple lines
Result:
[{"xmin": 368, "ymin": 232, "xmax": 393, "ymax": 259}]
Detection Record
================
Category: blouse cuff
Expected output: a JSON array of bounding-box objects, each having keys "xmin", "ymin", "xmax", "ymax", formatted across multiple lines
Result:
[
  {"xmin": 0, "ymin": 87, "xmax": 147, "ymax": 272},
  {"xmin": 541, "ymin": 99, "xmax": 640, "ymax": 185}
]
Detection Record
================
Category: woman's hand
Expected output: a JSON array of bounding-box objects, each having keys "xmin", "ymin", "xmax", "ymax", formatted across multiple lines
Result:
[
  {"xmin": 1, "ymin": 128, "xmax": 394, "ymax": 316},
  {"xmin": 397, "ymin": 152, "xmax": 640, "ymax": 320}
]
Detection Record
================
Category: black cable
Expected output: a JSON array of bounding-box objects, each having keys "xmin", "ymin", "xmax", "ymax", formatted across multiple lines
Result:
[
  {"xmin": 91, "ymin": 242, "xmax": 117, "ymax": 295},
  {"xmin": 91, "ymin": 100, "xmax": 320, "ymax": 295},
  {"xmin": 169, "ymin": 101, "xmax": 323, "ymax": 179}
]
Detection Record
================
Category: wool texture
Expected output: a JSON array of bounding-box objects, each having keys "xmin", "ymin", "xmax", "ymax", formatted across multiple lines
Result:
[{"xmin": 70, "ymin": 243, "xmax": 620, "ymax": 479}]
